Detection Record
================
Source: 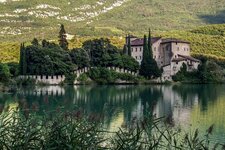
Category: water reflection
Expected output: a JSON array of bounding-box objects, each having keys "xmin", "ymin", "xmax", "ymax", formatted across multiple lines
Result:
[{"xmin": 0, "ymin": 84, "xmax": 225, "ymax": 142}]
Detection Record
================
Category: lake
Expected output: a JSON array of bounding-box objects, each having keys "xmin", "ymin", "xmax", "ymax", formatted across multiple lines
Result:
[{"xmin": 0, "ymin": 84, "xmax": 225, "ymax": 143}]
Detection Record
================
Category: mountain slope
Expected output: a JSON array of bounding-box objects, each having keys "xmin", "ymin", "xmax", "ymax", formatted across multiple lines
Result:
[{"xmin": 0, "ymin": 0, "xmax": 225, "ymax": 41}]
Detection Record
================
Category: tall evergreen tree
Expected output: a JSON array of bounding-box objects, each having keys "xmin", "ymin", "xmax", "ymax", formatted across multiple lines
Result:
[
  {"xmin": 122, "ymin": 45, "xmax": 127, "ymax": 55},
  {"xmin": 127, "ymin": 35, "xmax": 132, "ymax": 56},
  {"xmin": 19, "ymin": 43, "xmax": 24, "ymax": 75},
  {"xmin": 22, "ymin": 43, "xmax": 27, "ymax": 75},
  {"xmin": 19, "ymin": 43, "xmax": 27, "ymax": 75},
  {"xmin": 148, "ymin": 29, "xmax": 153, "ymax": 58},
  {"xmin": 31, "ymin": 38, "xmax": 39, "ymax": 47},
  {"xmin": 140, "ymin": 34, "xmax": 161, "ymax": 79},
  {"xmin": 58, "ymin": 24, "xmax": 68, "ymax": 50}
]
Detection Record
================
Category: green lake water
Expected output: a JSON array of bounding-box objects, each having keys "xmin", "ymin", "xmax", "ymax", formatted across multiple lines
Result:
[{"xmin": 0, "ymin": 84, "xmax": 225, "ymax": 143}]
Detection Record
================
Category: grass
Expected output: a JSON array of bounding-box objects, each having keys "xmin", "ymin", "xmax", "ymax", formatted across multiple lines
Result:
[{"xmin": 0, "ymin": 109, "xmax": 224, "ymax": 149}]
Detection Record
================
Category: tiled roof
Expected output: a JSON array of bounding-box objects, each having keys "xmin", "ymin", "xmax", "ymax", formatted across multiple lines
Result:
[
  {"xmin": 161, "ymin": 38, "xmax": 190, "ymax": 44},
  {"xmin": 178, "ymin": 54, "xmax": 200, "ymax": 62},
  {"xmin": 171, "ymin": 58, "xmax": 186, "ymax": 62},
  {"xmin": 130, "ymin": 37, "xmax": 161, "ymax": 46}
]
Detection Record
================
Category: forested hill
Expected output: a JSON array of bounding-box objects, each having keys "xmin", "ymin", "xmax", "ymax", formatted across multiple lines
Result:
[{"xmin": 0, "ymin": 0, "xmax": 225, "ymax": 40}]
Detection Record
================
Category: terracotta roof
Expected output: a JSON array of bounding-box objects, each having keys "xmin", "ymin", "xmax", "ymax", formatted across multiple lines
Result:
[
  {"xmin": 178, "ymin": 54, "xmax": 200, "ymax": 62},
  {"xmin": 130, "ymin": 37, "xmax": 161, "ymax": 46},
  {"xmin": 161, "ymin": 38, "xmax": 190, "ymax": 44}
]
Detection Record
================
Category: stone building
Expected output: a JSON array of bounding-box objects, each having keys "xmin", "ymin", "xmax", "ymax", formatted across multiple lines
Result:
[{"xmin": 125, "ymin": 36, "xmax": 200, "ymax": 81}]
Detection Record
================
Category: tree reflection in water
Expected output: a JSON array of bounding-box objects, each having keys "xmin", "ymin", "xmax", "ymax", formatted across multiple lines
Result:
[{"xmin": 0, "ymin": 84, "xmax": 225, "ymax": 142}]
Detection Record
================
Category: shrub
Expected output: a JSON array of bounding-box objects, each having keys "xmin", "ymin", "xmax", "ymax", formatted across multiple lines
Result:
[
  {"xmin": 64, "ymin": 73, "xmax": 77, "ymax": 85},
  {"xmin": 0, "ymin": 63, "xmax": 11, "ymax": 83},
  {"xmin": 77, "ymin": 73, "xmax": 88, "ymax": 82}
]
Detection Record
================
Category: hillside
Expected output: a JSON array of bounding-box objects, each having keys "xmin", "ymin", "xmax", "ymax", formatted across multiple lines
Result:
[
  {"xmin": 1, "ymin": 24, "xmax": 225, "ymax": 64},
  {"xmin": 0, "ymin": 0, "xmax": 225, "ymax": 64},
  {"xmin": 0, "ymin": 0, "xmax": 225, "ymax": 41}
]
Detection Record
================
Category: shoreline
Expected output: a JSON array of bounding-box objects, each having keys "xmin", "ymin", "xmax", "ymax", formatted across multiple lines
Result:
[{"xmin": 1, "ymin": 81, "xmax": 225, "ymax": 93}]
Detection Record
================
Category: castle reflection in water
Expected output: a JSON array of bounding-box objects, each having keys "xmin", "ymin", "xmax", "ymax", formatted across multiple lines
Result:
[{"xmin": 1, "ymin": 84, "xmax": 225, "ymax": 142}]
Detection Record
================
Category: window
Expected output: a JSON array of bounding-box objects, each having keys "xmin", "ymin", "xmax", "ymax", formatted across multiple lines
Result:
[
  {"xmin": 176, "ymin": 62, "xmax": 178, "ymax": 65},
  {"xmin": 135, "ymin": 56, "xmax": 138, "ymax": 59},
  {"xmin": 140, "ymin": 48, "xmax": 142, "ymax": 52},
  {"xmin": 159, "ymin": 55, "xmax": 161, "ymax": 58},
  {"xmin": 136, "ymin": 48, "xmax": 138, "ymax": 52},
  {"xmin": 46, "ymin": 76, "xmax": 48, "ymax": 79}
]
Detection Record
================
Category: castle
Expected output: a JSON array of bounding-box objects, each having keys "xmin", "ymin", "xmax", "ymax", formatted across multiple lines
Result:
[{"xmin": 125, "ymin": 35, "xmax": 200, "ymax": 81}]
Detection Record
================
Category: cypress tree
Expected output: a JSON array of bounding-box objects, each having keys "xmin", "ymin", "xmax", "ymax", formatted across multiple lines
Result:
[
  {"xmin": 127, "ymin": 35, "xmax": 132, "ymax": 56},
  {"xmin": 58, "ymin": 24, "xmax": 68, "ymax": 50},
  {"xmin": 31, "ymin": 38, "xmax": 39, "ymax": 47},
  {"xmin": 140, "ymin": 35, "xmax": 150, "ymax": 78},
  {"xmin": 19, "ymin": 43, "xmax": 24, "ymax": 75},
  {"xmin": 123, "ymin": 45, "xmax": 127, "ymax": 55},
  {"xmin": 22, "ymin": 43, "xmax": 27, "ymax": 75},
  {"xmin": 140, "ymin": 34, "xmax": 161, "ymax": 79},
  {"xmin": 148, "ymin": 29, "xmax": 153, "ymax": 58}
]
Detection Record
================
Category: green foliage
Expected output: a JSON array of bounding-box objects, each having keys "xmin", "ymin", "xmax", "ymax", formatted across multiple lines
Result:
[
  {"xmin": 23, "ymin": 40, "xmax": 76, "ymax": 75},
  {"xmin": 140, "ymin": 34, "xmax": 161, "ymax": 78},
  {"xmin": 7, "ymin": 62, "xmax": 19, "ymax": 77},
  {"xmin": 0, "ymin": 110, "xmax": 104, "ymax": 149},
  {"xmin": 19, "ymin": 43, "xmax": 27, "ymax": 75},
  {"xmin": 87, "ymin": 67, "xmax": 116, "ymax": 84},
  {"xmin": 58, "ymin": 24, "xmax": 68, "ymax": 51},
  {"xmin": 77, "ymin": 73, "xmax": 89, "ymax": 82},
  {"xmin": 1, "ymin": 24, "xmax": 225, "ymax": 68},
  {"xmin": 121, "ymin": 55, "xmax": 140, "ymax": 72},
  {"xmin": 1, "ymin": 0, "xmax": 225, "ymax": 42},
  {"xmin": 127, "ymin": 35, "xmax": 131, "ymax": 56},
  {"xmin": 173, "ymin": 60, "xmax": 224, "ymax": 83},
  {"xmin": 197, "ymin": 59, "xmax": 224, "ymax": 83},
  {"xmin": 82, "ymin": 38, "xmax": 139, "ymax": 71},
  {"xmin": 31, "ymin": 38, "xmax": 39, "ymax": 47},
  {"xmin": 0, "ymin": 110, "xmax": 222, "ymax": 149},
  {"xmin": 0, "ymin": 63, "xmax": 11, "ymax": 83},
  {"xmin": 70, "ymin": 48, "xmax": 90, "ymax": 69},
  {"xmin": 64, "ymin": 73, "xmax": 77, "ymax": 85},
  {"xmin": 172, "ymin": 63, "xmax": 188, "ymax": 82},
  {"xmin": 16, "ymin": 77, "xmax": 36, "ymax": 86},
  {"xmin": 191, "ymin": 24, "xmax": 225, "ymax": 36},
  {"xmin": 82, "ymin": 38, "xmax": 119, "ymax": 66},
  {"xmin": 87, "ymin": 67, "xmax": 138, "ymax": 84}
]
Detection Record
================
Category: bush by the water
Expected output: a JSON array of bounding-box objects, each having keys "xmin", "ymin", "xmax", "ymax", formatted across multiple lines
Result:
[
  {"xmin": 87, "ymin": 67, "xmax": 139, "ymax": 84},
  {"xmin": 173, "ymin": 60, "xmax": 225, "ymax": 83}
]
